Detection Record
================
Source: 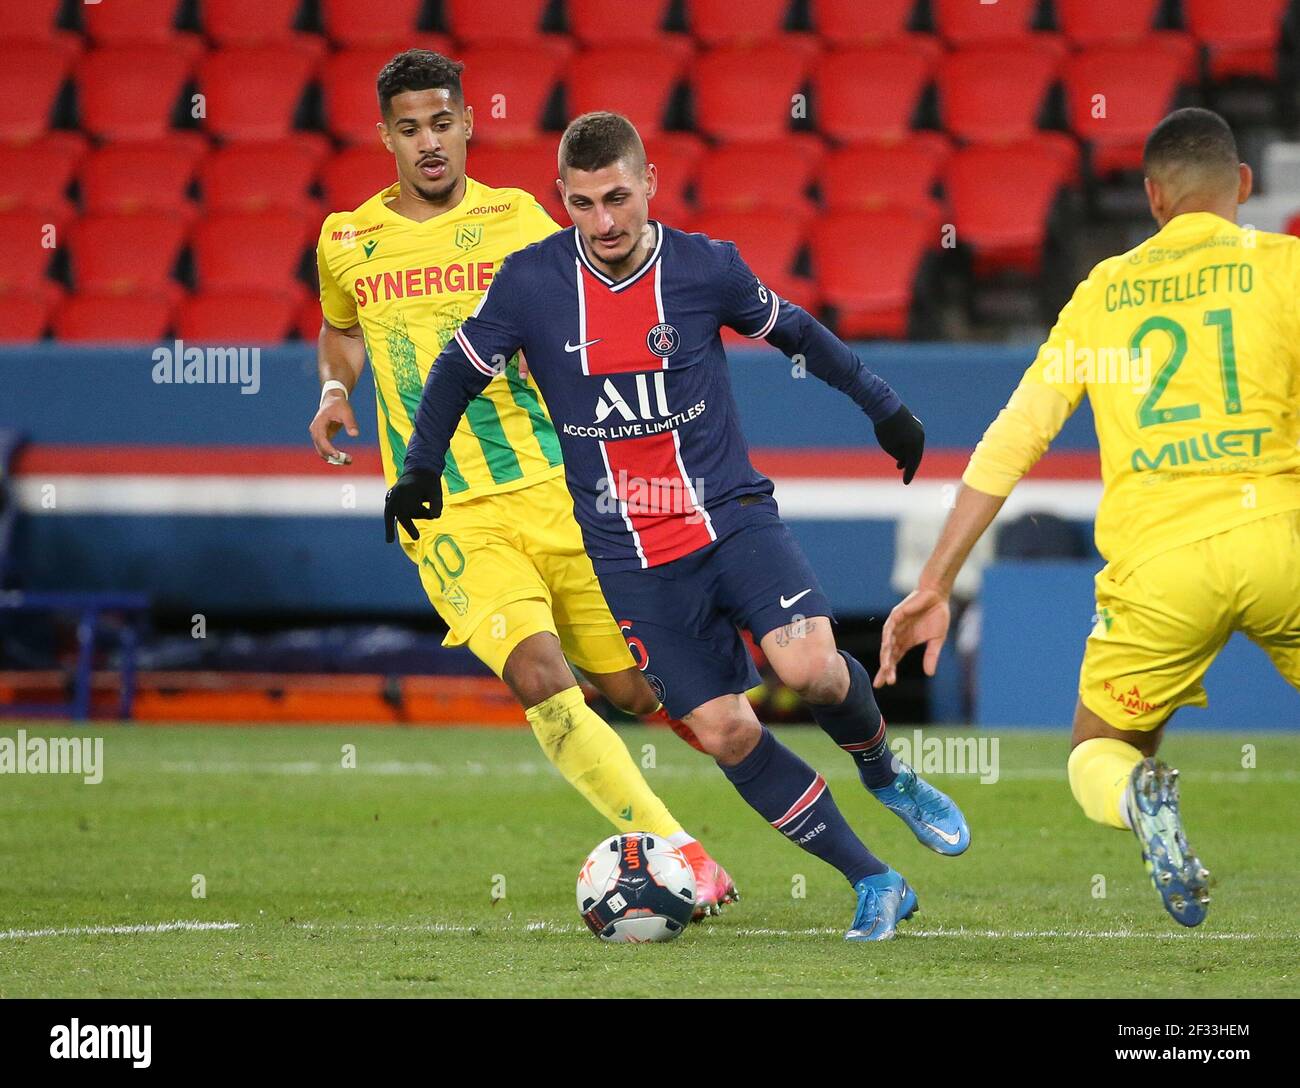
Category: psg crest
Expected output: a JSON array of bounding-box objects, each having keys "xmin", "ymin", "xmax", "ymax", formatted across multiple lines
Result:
[{"xmin": 646, "ymin": 323, "xmax": 680, "ymax": 357}]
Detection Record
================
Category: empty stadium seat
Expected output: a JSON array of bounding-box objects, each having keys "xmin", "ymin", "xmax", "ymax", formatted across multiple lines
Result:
[
  {"xmin": 53, "ymin": 294, "xmax": 174, "ymax": 342},
  {"xmin": 938, "ymin": 44, "xmax": 1061, "ymax": 144},
  {"xmin": 688, "ymin": 0, "xmax": 794, "ymax": 46},
  {"xmin": 811, "ymin": 209, "xmax": 934, "ymax": 338},
  {"xmin": 1056, "ymin": 0, "xmax": 1160, "ymax": 46},
  {"xmin": 458, "ymin": 46, "xmax": 565, "ymax": 143},
  {"xmin": 0, "ymin": 0, "xmax": 62, "ymax": 42},
  {"xmin": 297, "ymin": 297, "xmax": 325, "ymax": 340},
  {"xmin": 567, "ymin": 0, "xmax": 685, "ymax": 53},
  {"xmin": 694, "ymin": 142, "xmax": 822, "ymax": 217},
  {"xmin": 821, "ymin": 136, "xmax": 951, "ymax": 216},
  {"xmin": 444, "ymin": 0, "xmax": 552, "ymax": 46},
  {"xmin": 71, "ymin": 214, "xmax": 188, "ymax": 294},
  {"xmin": 200, "ymin": 143, "xmax": 324, "ymax": 214},
  {"xmin": 933, "ymin": 0, "xmax": 1037, "ymax": 45},
  {"xmin": 565, "ymin": 50, "xmax": 688, "ymax": 139},
  {"xmin": 190, "ymin": 211, "xmax": 314, "ymax": 294},
  {"xmin": 944, "ymin": 143, "xmax": 1071, "ymax": 274},
  {"xmin": 813, "ymin": 45, "xmax": 934, "ymax": 143},
  {"xmin": 77, "ymin": 45, "xmax": 196, "ymax": 142},
  {"xmin": 320, "ymin": 146, "xmax": 398, "ymax": 212},
  {"xmin": 0, "ymin": 143, "xmax": 78, "ymax": 219},
  {"xmin": 82, "ymin": 0, "xmax": 183, "ymax": 46},
  {"xmin": 811, "ymin": 0, "xmax": 917, "ymax": 45},
  {"xmin": 0, "ymin": 212, "xmax": 63, "ymax": 293},
  {"xmin": 1064, "ymin": 45, "xmax": 1187, "ymax": 175},
  {"xmin": 82, "ymin": 142, "xmax": 204, "ymax": 218},
  {"xmin": 177, "ymin": 291, "xmax": 297, "ymax": 342},
  {"xmin": 320, "ymin": 0, "xmax": 446, "ymax": 49},
  {"xmin": 467, "ymin": 139, "xmax": 564, "ymax": 220},
  {"xmin": 199, "ymin": 46, "xmax": 318, "ymax": 143},
  {"xmin": 690, "ymin": 210, "xmax": 818, "ymax": 313},
  {"xmin": 693, "ymin": 45, "xmax": 813, "ymax": 142},
  {"xmin": 202, "ymin": 0, "xmax": 319, "ymax": 51},
  {"xmin": 0, "ymin": 290, "xmax": 57, "ymax": 341},
  {"xmin": 0, "ymin": 42, "xmax": 75, "ymax": 142},
  {"xmin": 1186, "ymin": 0, "xmax": 1290, "ymax": 81},
  {"xmin": 644, "ymin": 135, "xmax": 707, "ymax": 225}
]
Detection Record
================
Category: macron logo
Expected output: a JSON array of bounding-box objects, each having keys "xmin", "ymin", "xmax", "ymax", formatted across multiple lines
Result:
[{"xmin": 50, "ymin": 1019, "xmax": 151, "ymax": 1069}]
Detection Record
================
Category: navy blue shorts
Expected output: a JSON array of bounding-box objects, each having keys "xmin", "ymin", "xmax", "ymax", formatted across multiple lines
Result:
[{"xmin": 595, "ymin": 495, "xmax": 835, "ymax": 719}]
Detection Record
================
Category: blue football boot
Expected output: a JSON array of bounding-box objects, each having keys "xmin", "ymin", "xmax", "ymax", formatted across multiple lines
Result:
[
  {"xmin": 1125, "ymin": 757, "xmax": 1211, "ymax": 927},
  {"xmin": 868, "ymin": 762, "xmax": 971, "ymax": 856},
  {"xmin": 846, "ymin": 869, "xmax": 918, "ymax": 941}
]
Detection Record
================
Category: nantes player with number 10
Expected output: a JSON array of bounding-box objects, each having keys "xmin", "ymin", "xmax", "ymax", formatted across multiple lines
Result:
[
  {"xmin": 877, "ymin": 108, "xmax": 1300, "ymax": 928},
  {"xmin": 387, "ymin": 112, "xmax": 971, "ymax": 942},
  {"xmin": 309, "ymin": 51, "xmax": 736, "ymax": 915}
]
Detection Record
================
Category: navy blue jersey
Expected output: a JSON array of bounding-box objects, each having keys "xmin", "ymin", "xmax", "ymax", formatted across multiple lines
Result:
[{"xmin": 406, "ymin": 222, "xmax": 902, "ymax": 571}]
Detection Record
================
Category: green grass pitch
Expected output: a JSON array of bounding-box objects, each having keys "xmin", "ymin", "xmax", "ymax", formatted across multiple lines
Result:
[{"xmin": 1, "ymin": 723, "xmax": 1296, "ymax": 998}]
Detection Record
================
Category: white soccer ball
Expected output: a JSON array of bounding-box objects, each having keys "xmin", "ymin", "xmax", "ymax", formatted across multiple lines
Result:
[{"xmin": 576, "ymin": 832, "xmax": 696, "ymax": 942}]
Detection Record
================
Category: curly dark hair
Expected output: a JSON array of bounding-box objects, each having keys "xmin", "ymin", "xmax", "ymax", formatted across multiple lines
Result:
[
  {"xmin": 376, "ymin": 49, "xmax": 464, "ymax": 116},
  {"xmin": 559, "ymin": 112, "xmax": 646, "ymax": 175}
]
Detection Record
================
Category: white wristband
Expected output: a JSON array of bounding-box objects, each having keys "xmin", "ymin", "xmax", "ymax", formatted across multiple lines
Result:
[{"xmin": 320, "ymin": 380, "xmax": 349, "ymax": 407}]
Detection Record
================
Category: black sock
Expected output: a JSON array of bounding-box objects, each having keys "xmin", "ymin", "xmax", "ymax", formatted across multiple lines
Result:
[
  {"xmin": 720, "ymin": 727, "xmax": 887, "ymax": 886},
  {"xmin": 808, "ymin": 651, "xmax": 896, "ymax": 788}
]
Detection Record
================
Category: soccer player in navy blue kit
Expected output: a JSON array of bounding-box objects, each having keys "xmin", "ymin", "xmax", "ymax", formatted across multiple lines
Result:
[{"xmin": 386, "ymin": 113, "xmax": 970, "ymax": 940}]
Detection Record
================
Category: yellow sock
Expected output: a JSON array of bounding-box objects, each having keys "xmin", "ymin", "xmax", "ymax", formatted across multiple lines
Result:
[
  {"xmin": 1067, "ymin": 737, "xmax": 1144, "ymax": 829},
  {"xmin": 525, "ymin": 686, "xmax": 684, "ymax": 839}
]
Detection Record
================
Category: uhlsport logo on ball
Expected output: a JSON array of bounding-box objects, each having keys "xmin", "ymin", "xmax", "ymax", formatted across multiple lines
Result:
[{"xmin": 576, "ymin": 833, "xmax": 696, "ymax": 942}]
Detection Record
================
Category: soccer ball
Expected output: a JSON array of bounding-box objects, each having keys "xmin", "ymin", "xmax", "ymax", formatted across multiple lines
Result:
[{"xmin": 576, "ymin": 833, "xmax": 696, "ymax": 942}]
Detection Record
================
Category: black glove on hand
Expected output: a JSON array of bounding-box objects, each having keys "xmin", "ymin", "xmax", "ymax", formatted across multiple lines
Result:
[
  {"xmin": 384, "ymin": 468, "xmax": 443, "ymax": 543},
  {"xmin": 873, "ymin": 404, "xmax": 925, "ymax": 485}
]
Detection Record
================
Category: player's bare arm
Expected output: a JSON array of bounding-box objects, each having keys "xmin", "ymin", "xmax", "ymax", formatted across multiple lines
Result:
[{"xmin": 309, "ymin": 320, "xmax": 366, "ymax": 466}]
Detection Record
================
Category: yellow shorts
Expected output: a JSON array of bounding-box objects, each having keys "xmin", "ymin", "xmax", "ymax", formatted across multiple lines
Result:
[
  {"xmin": 1080, "ymin": 509, "xmax": 1300, "ymax": 730},
  {"xmin": 401, "ymin": 473, "xmax": 635, "ymax": 679}
]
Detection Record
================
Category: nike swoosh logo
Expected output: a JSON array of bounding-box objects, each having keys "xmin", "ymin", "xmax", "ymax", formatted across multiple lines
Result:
[
  {"xmin": 921, "ymin": 821, "xmax": 961, "ymax": 846},
  {"xmin": 564, "ymin": 338, "xmax": 602, "ymax": 352},
  {"xmin": 779, "ymin": 589, "xmax": 812, "ymax": 608}
]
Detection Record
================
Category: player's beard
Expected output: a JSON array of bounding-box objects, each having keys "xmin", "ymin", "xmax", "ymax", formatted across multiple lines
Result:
[{"xmin": 410, "ymin": 174, "xmax": 459, "ymax": 205}]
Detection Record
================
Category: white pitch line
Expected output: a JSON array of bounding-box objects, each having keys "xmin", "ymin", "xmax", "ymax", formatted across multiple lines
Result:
[{"xmin": 0, "ymin": 920, "xmax": 240, "ymax": 941}]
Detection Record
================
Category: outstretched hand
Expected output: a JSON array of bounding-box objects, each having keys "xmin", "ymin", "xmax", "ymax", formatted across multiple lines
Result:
[
  {"xmin": 383, "ymin": 468, "xmax": 443, "ymax": 543},
  {"xmin": 874, "ymin": 587, "xmax": 951, "ymax": 688}
]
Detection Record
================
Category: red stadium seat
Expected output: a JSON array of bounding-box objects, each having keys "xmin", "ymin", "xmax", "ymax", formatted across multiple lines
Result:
[
  {"xmin": 567, "ymin": 0, "xmax": 685, "ymax": 52},
  {"xmin": 565, "ymin": 50, "xmax": 688, "ymax": 139},
  {"xmin": 321, "ymin": 0, "xmax": 446, "ymax": 49},
  {"xmin": 694, "ymin": 142, "xmax": 822, "ymax": 217},
  {"xmin": 813, "ymin": 45, "xmax": 934, "ymax": 143},
  {"xmin": 0, "ymin": 212, "xmax": 64, "ymax": 293},
  {"xmin": 0, "ymin": 143, "xmax": 78, "ymax": 219},
  {"xmin": 0, "ymin": 290, "xmax": 58, "ymax": 341},
  {"xmin": 0, "ymin": 42, "xmax": 75, "ymax": 142},
  {"xmin": 821, "ymin": 136, "xmax": 951, "ymax": 216},
  {"xmin": 944, "ymin": 143, "xmax": 1071, "ymax": 274},
  {"xmin": 811, "ymin": 209, "xmax": 934, "ymax": 338},
  {"xmin": 467, "ymin": 139, "xmax": 564, "ymax": 220},
  {"xmin": 190, "ymin": 211, "xmax": 314, "ymax": 294},
  {"xmin": 177, "ymin": 291, "xmax": 297, "ymax": 342},
  {"xmin": 53, "ymin": 293, "xmax": 175, "ymax": 342},
  {"xmin": 77, "ymin": 46, "xmax": 196, "ymax": 141},
  {"xmin": 0, "ymin": 0, "xmax": 62, "ymax": 41},
  {"xmin": 688, "ymin": 0, "xmax": 793, "ymax": 46},
  {"xmin": 938, "ymin": 44, "xmax": 1061, "ymax": 144},
  {"xmin": 82, "ymin": 0, "xmax": 185, "ymax": 45},
  {"xmin": 693, "ymin": 45, "xmax": 813, "ymax": 143},
  {"xmin": 459, "ymin": 46, "xmax": 565, "ymax": 144},
  {"xmin": 1065, "ymin": 46, "xmax": 1186, "ymax": 176},
  {"xmin": 297, "ymin": 297, "xmax": 325, "ymax": 340},
  {"xmin": 200, "ymin": 142, "xmax": 324, "ymax": 214},
  {"xmin": 644, "ymin": 134, "xmax": 706, "ymax": 225},
  {"xmin": 690, "ymin": 210, "xmax": 818, "ymax": 314},
  {"xmin": 320, "ymin": 146, "xmax": 398, "ymax": 212},
  {"xmin": 445, "ymin": 0, "xmax": 551, "ymax": 46},
  {"xmin": 199, "ymin": 46, "xmax": 318, "ymax": 143},
  {"xmin": 202, "ymin": 0, "xmax": 320, "ymax": 52},
  {"xmin": 811, "ymin": 0, "xmax": 920, "ymax": 45},
  {"xmin": 1056, "ymin": 0, "xmax": 1160, "ymax": 46},
  {"xmin": 81, "ymin": 142, "xmax": 205, "ymax": 219},
  {"xmin": 933, "ymin": 0, "xmax": 1037, "ymax": 45},
  {"xmin": 1186, "ymin": 0, "xmax": 1290, "ymax": 81},
  {"xmin": 71, "ymin": 214, "xmax": 188, "ymax": 294}
]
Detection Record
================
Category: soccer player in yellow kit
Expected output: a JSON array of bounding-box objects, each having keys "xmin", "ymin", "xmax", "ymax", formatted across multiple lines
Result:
[
  {"xmin": 307, "ymin": 50, "xmax": 735, "ymax": 914},
  {"xmin": 875, "ymin": 108, "xmax": 1300, "ymax": 927}
]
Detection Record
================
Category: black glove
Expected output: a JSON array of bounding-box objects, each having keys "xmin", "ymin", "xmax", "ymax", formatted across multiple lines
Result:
[
  {"xmin": 384, "ymin": 468, "xmax": 443, "ymax": 543},
  {"xmin": 873, "ymin": 404, "xmax": 925, "ymax": 485}
]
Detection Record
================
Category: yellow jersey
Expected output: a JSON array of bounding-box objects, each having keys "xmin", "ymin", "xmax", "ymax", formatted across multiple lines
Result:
[
  {"xmin": 964, "ymin": 211, "xmax": 1300, "ymax": 581},
  {"xmin": 317, "ymin": 176, "xmax": 564, "ymax": 500}
]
